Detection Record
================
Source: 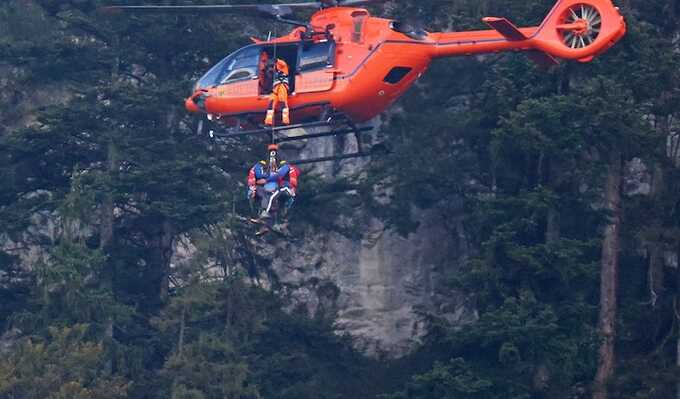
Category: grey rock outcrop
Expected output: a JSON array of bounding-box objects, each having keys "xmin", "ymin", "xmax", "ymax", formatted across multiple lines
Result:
[
  {"xmin": 168, "ymin": 123, "xmax": 477, "ymax": 358},
  {"xmin": 0, "ymin": 328, "xmax": 22, "ymax": 357},
  {"xmin": 624, "ymin": 158, "xmax": 652, "ymax": 196},
  {"xmin": 270, "ymin": 209, "xmax": 476, "ymax": 358},
  {"xmin": 260, "ymin": 125, "xmax": 476, "ymax": 358}
]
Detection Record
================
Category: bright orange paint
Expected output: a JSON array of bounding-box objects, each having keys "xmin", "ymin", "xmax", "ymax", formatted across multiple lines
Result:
[{"xmin": 185, "ymin": 0, "xmax": 626, "ymax": 124}]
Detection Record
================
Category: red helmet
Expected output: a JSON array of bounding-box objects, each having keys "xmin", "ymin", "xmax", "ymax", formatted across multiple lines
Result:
[{"xmin": 267, "ymin": 143, "xmax": 279, "ymax": 151}]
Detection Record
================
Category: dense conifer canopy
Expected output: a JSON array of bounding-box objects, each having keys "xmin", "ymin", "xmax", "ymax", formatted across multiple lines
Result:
[{"xmin": 1, "ymin": 0, "xmax": 679, "ymax": 398}]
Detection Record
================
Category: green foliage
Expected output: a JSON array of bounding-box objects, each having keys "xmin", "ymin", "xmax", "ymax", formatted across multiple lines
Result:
[
  {"xmin": 162, "ymin": 334, "xmax": 260, "ymax": 399},
  {"xmin": 381, "ymin": 358, "xmax": 493, "ymax": 399},
  {"xmin": 1, "ymin": 1, "xmax": 680, "ymax": 399},
  {"xmin": 0, "ymin": 324, "xmax": 129, "ymax": 399},
  {"xmin": 0, "ymin": 250, "xmax": 31, "ymax": 331},
  {"xmin": 374, "ymin": 1, "xmax": 679, "ymax": 398}
]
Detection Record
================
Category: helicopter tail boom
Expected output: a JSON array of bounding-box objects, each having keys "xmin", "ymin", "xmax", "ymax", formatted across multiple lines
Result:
[{"xmin": 430, "ymin": 0, "xmax": 625, "ymax": 64}]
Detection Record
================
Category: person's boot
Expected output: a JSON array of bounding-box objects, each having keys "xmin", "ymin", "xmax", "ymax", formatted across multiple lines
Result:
[
  {"xmin": 264, "ymin": 109, "xmax": 274, "ymax": 126},
  {"xmin": 249, "ymin": 210, "xmax": 269, "ymax": 225},
  {"xmin": 282, "ymin": 108, "xmax": 290, "ymax": 125}
]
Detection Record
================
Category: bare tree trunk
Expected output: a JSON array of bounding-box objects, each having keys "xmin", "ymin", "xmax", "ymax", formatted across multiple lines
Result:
[
  {"xmin": 546, "ymin": 207, "xmax": 561, "ymax": 244},
  {"xmin": 676, "ymin": 241, "xmax": 680, "ymax": 399},
  {"xmin": 101, "ymin": 140, "xmax": 117, "ymax": 256},
  {"xmin": 677, "ymin": 337, "xmax": 680, "ymax": 399},
  {"xmin": 158, "ymin": 219, "xmax": 174, "ymax": 303},
  {"xmin": 536, "ymin": 154, "xmax": 558, "ymax": 395},
  {"xmin": 676, "ymin": 314, "xmax": 680, "ymax": 399},
  {"xmin": 142, "ymin": 217, "xmax": 175, "ymax": 309},
  {"xmin": 593, "ymin": 152, "xmax": 623, "ymax": 399},
  {"xmin": 178, "ymin": 303, "xmax": 186, "ymax": 358},
  {"xmin": 648, "ymin": 243, "xmax": 665, "ymax": 307},
  {"xmin": 542, "ymin": 155, "xmax": 560, "ymax": 244},
  {"xmin": 676, "ymin": 301, "xmax": 680, "ymax": 399},
  {"xmin": 101, "ymin": 39, "xmax": 120, "ymax": 251},
  {"xmin": 102, "ymin": 44, "xmax": 120, "ymax": 374},
  {"xmin": 648, "ymin": 164, "xmax": 666, "ymax": 307},
  {"xmin": 225, "ymin": 278, "xmax": 233, "ymax": 334},
  {"xmin": 100, "ymin": 140, "xmax": 118, "ymax": 376}
]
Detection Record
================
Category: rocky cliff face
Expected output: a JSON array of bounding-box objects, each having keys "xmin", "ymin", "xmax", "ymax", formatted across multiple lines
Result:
[
  {"xmin": 170, "ymin": 124, "xmax": 478, "ymax": 358},
  {"xmin": 270, "ymin": 210, "xmax": 477, "ymax": 357},
  {"xmin": 250, "ymin": 127, "xmax": 478, "ymax": 358}
]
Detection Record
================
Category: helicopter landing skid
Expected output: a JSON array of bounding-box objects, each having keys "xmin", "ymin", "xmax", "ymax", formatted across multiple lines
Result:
[{"xmin": 207, "ymin": 114, "xmax": 375, "ymax": 165}]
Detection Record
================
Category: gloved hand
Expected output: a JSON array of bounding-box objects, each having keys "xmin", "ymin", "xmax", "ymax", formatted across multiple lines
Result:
[{"xmin": 247, "ymin": 186, "xmax": 256, "ymax": 199}]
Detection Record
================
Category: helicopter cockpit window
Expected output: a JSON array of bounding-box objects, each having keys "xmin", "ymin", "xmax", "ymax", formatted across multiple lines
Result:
[
  {"xmin": 196, "ymin": 56, "xmax": 232, "ymax": 89},
  {"xmin": 227, "ymin": 47, "xmax": 259, "ymax": 71},
  {"xmin": 223, "ymin": 69, "xmax": 254, "ymax": 82},
  {"xmin": 219, "ymin": 45, "xmax": 260, "ymax": 83},
  {"xmin": 298, "ymin": 40, "xmax": 335, "ymax": 72},
  {"xmin": 195, "ymin": 45, "xmax": 261, "ymax": 89}
]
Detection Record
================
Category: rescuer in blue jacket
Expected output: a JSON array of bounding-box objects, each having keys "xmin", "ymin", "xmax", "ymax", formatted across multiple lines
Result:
[{"xmin": 247, "ymin": 144, "xmax": 299, "ymax": 235}]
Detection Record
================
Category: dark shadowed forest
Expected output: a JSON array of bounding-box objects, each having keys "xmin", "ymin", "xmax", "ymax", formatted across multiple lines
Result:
[{"xmin": 1, "ymin": 0, "xmax": 680, "ymax": 398}]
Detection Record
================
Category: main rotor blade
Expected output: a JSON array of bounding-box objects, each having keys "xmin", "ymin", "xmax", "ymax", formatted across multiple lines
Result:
[
  {"xmin": 102, "ymin": 3, "xmax": 323, "ymax": 18},
  {"xmin": 318, "ymin": 0, "xmax": 387, "ymax": 5},
  {"xmin": 337, "ymin": 0, "xmax": 388, "ymax": 6}
]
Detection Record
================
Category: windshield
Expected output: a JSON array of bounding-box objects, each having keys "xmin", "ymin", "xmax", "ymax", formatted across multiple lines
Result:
[{"xmin": 196, "ymin": 45, "xmax": 261, "ymax": 89}]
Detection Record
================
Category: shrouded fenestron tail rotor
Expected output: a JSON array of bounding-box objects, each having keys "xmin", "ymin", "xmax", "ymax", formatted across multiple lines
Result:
[{"xmin": 558, "ymin": 4, "xmax": 602, "ymax": 49}]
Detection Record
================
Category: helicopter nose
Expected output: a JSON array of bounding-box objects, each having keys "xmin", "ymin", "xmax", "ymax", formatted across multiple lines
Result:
[
  {"xmin": 185, "ymin": 96, "xmax": 200, "ymax": 113},
  {"xmin": 186, "ymin": 89, "xmax": 211, "ymax": 113}
]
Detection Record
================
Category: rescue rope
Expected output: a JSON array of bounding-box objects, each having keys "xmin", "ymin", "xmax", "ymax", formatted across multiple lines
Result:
[{"xmin": 271, "ymin": 24, "xmax": 278, "ymax": 141}]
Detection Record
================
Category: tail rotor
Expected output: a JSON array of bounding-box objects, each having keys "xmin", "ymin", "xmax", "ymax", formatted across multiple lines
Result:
[
  {"xmin": 533, "ymin": 0, "xmax": 626, "ymax": 62},
  {"xmin": 558, "ymin": 4, "xmax": 602, "ymax": 49}
]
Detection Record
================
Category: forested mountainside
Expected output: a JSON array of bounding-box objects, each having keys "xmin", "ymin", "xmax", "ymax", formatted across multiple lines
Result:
[{"xmin": 1, "ymin": 0, "xmax": 680, "ymax": 398}]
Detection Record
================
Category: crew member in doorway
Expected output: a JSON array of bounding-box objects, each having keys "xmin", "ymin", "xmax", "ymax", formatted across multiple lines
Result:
[{"xmin": 264, "ymin": 59, "xmax": 290, "ymax": 126}]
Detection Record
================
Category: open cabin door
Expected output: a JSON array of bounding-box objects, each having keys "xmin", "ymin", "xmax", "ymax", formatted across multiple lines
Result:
[{"xmin": 257, "ymin": 43, "xmax": 300, "ymax": 96}]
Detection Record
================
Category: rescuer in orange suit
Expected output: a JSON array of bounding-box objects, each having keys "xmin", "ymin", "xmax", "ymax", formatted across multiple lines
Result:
[{"xmin": 264, "ymin": 58, "xmax": 290, "ymax": 126}]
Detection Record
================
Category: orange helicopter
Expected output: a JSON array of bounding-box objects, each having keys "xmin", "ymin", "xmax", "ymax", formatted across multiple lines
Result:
[{"xmin": 106, "ymin": 0, "xmax": 626, "ymax": 164}]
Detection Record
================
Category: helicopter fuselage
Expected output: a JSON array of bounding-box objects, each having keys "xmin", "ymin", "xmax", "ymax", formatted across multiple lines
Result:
[{"xmin": 185, "ymin": 1, "xmax": 625, "ymax": 124}]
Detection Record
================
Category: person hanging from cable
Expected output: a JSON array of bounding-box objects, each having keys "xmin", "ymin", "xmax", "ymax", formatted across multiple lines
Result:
[
  {"xmin": 277, "ymin": 156, "xmax": 299, "ymax": 222},
  {"xmin": 247, "ymin": 143, "xmax": 299, "ymax": 235},
  {"xmin": 264, "ymin": 58, "xmax": 291, "ymax": 126}
]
